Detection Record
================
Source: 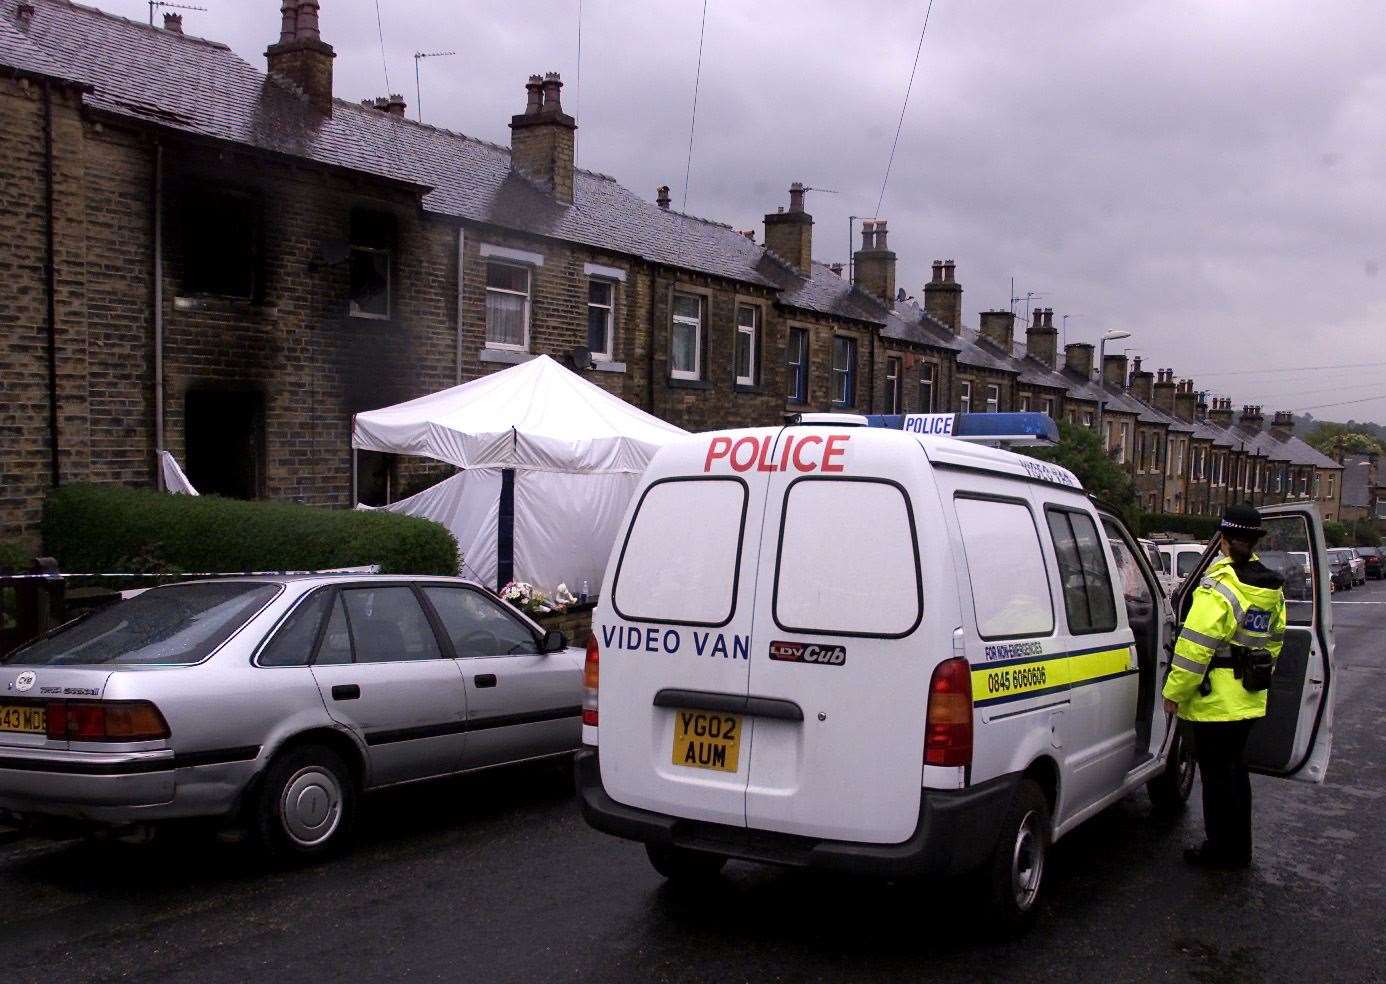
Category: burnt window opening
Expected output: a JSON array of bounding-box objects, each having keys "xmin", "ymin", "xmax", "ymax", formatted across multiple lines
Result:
[
  {"xmin": 356, "ymin": 450, "xmax": 398, "ymax": 507},
  {"xmin": 184, "ymin": 390, "xmax": 264, "ymax": 500},
  {"xmin": 181, "ymin": 189, "xmax": 262, "ymax": 300},
  {"xmin": 350, "ymin": 210, "xmax": 395, "ymax": 320}
]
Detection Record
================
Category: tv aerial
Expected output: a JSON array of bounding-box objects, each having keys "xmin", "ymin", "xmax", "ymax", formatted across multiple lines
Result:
[
  {"xmin": 414, "ymin": 50, "xmax": 457, "ymax": 123},
  {"xmin": 148, "ymin": 2, "xmax": 206, "ymax": 27}
]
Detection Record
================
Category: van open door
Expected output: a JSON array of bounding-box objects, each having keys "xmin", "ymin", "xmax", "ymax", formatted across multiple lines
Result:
[{"xmin": 1171, "ymin": 504, "xmax": 1335, "ymax": 783}]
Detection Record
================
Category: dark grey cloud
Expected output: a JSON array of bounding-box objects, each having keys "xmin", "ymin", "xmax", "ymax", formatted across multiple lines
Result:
[{"xmin": 107, "ymin": 0, "xmax": 1386, "ymax": 420}]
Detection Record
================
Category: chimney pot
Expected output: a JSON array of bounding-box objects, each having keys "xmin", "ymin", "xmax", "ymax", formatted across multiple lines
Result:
[
  {"xmin": 788, "ymin": 182, "xmax": 806, "ymax": 213},
  {"xmin": 764, "ymin": 184, "xmax": 814, "ymax": 274},
  {"xmin": 829, "ymin": 262, "xmax": 844, "ymax": 276},
  {"xmin": 931, "ymin": 260, "xmax": 943, "ymax": 283},
  {"xmin": 1032, "ymin": 308, "xmax": 1044, "ymax": 329},
  {"xmin": 740, "ymin": 229, "xmax": 755, "ymax": 241},
  {"xmin": 541, "ymin": 72, "xmax": 564, "ymax": 113},
  {"xmin": 163, "ymin": 11, "xmax": 183, "ymax": 32},
  {"xmin": 944, "ymin": 259, "xmax": 956, "ymax": 283},
  {"xmin": 852, "ymin": 218, "xmax": 895, "ymax": 300},
  {"xmin": 278, "ymin": 0, "xmax": 296, "ymax": 43},
  {"xmin": 384, "ymin": 93, "xmax": 406, "ymax": 116},
  {"xmin": 1043, "ymin": 308, "xmax": 1054, "ymax": 328},
  {"xmin": 656, "ymin": 185, "xmax": 671, "ymax": 209},
  {"xmin": 523, "ymin": 74, "xmax": 543, "ymax": 114},
  {"xmin": 295, "ymin": 0, "xmax": 322, "ymax": 42}
]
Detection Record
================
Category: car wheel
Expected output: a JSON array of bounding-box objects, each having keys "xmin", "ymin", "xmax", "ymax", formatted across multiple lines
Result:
[
  {"xmin": 254, "ymin": 744, "xmax": 355, "ymax": 860},
  {"xmin": 984, "ymin": 778, "xmax": 1051, "ymax": 932},
  {"xmin": 1148, "ymin": 721, "xmax": 1196, "ymax": 813},
  {"xmin": 646, "ymin": 843, "xmax": 726, "ymax": 883}
]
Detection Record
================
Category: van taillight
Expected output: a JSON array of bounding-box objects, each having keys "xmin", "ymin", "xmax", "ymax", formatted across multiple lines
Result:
[
  {"xmin": 46, "ymin": 701, "xmax": 170, "ymax": 742},
  {"xmin": 924, "ymin": 658, "xmax": 973, "ymax": 768},
  {"xmin": 582, "ymin": 635, "xmax": 600, "ymax": 728}
]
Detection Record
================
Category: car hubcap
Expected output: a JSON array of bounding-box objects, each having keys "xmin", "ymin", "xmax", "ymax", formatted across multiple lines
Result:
[
  {"xmin": 1012, "ymin": 811, "xmax": 1045, "ymax": 911},
  {"xmin": 280, "ymin": 766, "xmax": 342, "ymax": 847}
]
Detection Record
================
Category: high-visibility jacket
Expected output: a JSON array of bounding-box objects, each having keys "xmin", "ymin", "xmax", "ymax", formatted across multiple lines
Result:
[{"xmin": 1162, "ymin": 554, "xmax": 1286, "ymax": 722}]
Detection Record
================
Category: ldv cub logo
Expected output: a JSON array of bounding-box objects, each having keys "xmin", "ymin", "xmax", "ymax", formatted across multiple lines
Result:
[
  {"xmin": 769, "ymin": 641, "xmax": 847, "ymax": 667},
  {"xmin": 13, "ymin": 671, "xmax": 36, "ymax": 693}
]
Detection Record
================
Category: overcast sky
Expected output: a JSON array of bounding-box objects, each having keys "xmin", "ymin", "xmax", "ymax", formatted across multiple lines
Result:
[{"xmin": 107, "ymin": 0, "xmax": 1386, "ymax": 423}]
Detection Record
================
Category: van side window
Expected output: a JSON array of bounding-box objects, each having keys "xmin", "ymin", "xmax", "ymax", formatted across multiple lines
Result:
[
  {"xmin": 953, "ymin": 497, "xmax": 1054, "ymax": 639},
  {"xmin": 613, "ymin": 478, "xmax": 747, "ymax": 627},
  {"xmin": 1046, "ymin": 509, "xmax": 1118, "ymax": 634},
  {"xmin": 774, "ymin": 478, "xmax": 921, "ymax": 637}
]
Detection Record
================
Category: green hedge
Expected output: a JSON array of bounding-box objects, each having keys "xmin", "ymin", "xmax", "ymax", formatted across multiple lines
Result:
[
  {"xmin": 1138, "ymin": 512, "xmax": 1220, "ymax": 540},
  {"xmin": 43, "ymin": 483, "xmax": 458, "ymax": 576}
]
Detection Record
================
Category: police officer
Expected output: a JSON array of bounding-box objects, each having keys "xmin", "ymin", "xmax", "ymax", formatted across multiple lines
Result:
[{"xmin": 1162, "ymin": 503, "xmax": 1286, "ymax": 869}]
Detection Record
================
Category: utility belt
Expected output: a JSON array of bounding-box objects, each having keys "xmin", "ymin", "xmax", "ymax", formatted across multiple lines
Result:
[{"xmin": 1200, "ymin": 645, "xmax": 1275, "ymax": 696}]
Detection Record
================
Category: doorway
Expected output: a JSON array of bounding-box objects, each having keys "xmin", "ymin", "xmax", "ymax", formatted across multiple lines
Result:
[{"xmin": 184, "ymin": 389, "xmax": 264, "ymax": 499}]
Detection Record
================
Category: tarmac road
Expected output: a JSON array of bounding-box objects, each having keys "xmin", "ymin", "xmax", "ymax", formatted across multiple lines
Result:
[{"xmin": 2, "ymin": 582, "xmax": 1384, "ymax": 984}]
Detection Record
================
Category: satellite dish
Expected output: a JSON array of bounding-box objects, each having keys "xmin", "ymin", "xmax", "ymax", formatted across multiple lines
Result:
[{"xmin": 568, "ymin": 346, "xmax": 594, "ymax": 371}]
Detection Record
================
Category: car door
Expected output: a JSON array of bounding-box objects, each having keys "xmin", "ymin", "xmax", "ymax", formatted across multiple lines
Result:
[
  {"xmin": 308, "ymin": 584, "xmax": 469, "ymax": 787},
  {"xmin": 419, "ymin": 584, "xmax": 582, "ymax": 770},
  {"xmin": 1172, "ymin": 505, "xmax": 1335, "ymax": 783}
]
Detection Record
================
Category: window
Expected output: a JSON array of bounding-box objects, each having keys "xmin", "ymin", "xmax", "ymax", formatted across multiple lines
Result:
[
  {"xmin": 786, "ymin": 327, "xmax": 808, "ymax": 403},
  {"xmin": 1314, "ymin": 474, "xmax": 1322, "ymax": 498},
  {"xmin": 181, "ymin": 189, "xmax": 261, "ymax": 299},
  {"xmin": 735, "ymin": 303, "xmax": 759, "ymax": 386},
  {"xmin": 775, "ymin": 479, "xmax": 921, "ymax": 637},
  {"xmin": 671, "ymin": 293, "xmax": 703, "ymax": 380},
  {"xmin": 587, "ymin": 280, "xmax": 615, "ymax": 360},
  {"xmin": 960, "ymin": 381, "xmax": 972, "ymax": 413},
  {"xmin": 884, "ymin": 357, "xmax": 902, "ymax": 414},
  {"xmin": 1136, "ymin": 432, "xmax": 1147, "ymax": 472},
  {"xmin": 954, "ymin": 497, "xmax": 1054, "ymax": 639},
  {"xmin": 1119, "ymin": 422, "xmax": 1131, "ymax": 464},
  {"xmin": 614, "ymin": 478, "xmax": 746, "ymax": 626},
  {"xmin": 919, "ymin": 363, "xmax": 936, "ymax": 411},
  {"xmin": 1042, "ymin": 397, "xmax": 1055, "ymax": 418},
  {"xmin": 832, "ymin": 336, "xmax": 857, "ymax": 407},
  {"xmin": 1328, "ymin": 474, "xmax": 1336, "ymax": 499},
  {"xmin": 1082, "ymin": 410, "xmax": 1094, "ymax": 428},
  {"xmin": 349, "ymin": 210, "xmax": 393, "ymax": 319},
  {"xmin": 1019, "ymin": 394, "xmax": 1031, "ymax": 413},
  {"xmin": 424, "ymin": 587, "xmax": 538, "ymax": 658},
  {"xmin": 1103, "ymin": 526, "xmax": 1154, "ymax": 611},
  {"xmin": 335, "ymin": 587, "xmax": 441, "ymax": 663},
  {"xmin": 259, "ymin": 589, "xmax": 333, "ymax": 667},
  {"xmin": 315, "ymin": 595, "xmax": 353, "ymax": 665},
  {"xmin": 985, "ymin": 384, "xmax": 1000, "ymax": 413},
  {"xmin": 485, "ymin": 261, "xmax": 531, "ymax": 350},
  {"xmin": 1046, "ymin": 509, "xmax": 1117, "ymax": 634}
]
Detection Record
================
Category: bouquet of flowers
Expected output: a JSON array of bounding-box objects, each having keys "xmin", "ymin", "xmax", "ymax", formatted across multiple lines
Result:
[{"xmin": 499, "ymin": 581, "xmax": 574, "ymax": 615}]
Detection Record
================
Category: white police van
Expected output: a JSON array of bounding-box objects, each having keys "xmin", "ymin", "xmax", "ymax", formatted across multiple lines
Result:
[{"xmin": 576, "ymin": 412, "xmax": 1335, "ymax": 925}]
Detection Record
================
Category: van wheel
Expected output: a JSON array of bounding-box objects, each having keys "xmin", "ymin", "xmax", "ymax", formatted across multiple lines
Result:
[
  {"xmin": 646, "ymin": 843, "xmax": 726, "ymax": 883},
  {"xmin": 985, "ymin": 778, "xmax": 1050, "ymax": 931},
  {"xmin": 1148, "ymin": 721, "xmax": 1196, "ymax": 812},
  {"xmin": 253, "ymin": 744, "xmax": 355, "ymax": 860}
]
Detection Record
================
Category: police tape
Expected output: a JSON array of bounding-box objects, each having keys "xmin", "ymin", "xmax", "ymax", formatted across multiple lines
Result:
[{"xmin": 972, "ymin": 644, "xmax": 1135, "ymax": 707}]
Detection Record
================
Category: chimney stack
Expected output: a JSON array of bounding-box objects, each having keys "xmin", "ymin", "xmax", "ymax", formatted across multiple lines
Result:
[
  {"xmin": 509, "ymin": 72, "xmax": 578, "ymax": 205},
  {"xmin": 656, "ymin": 185, "xmax": 671, "ymax": 209},
  {"xmin": 1208, "ymin": 397, "xmax": 1234, "ymax": 428},
  {"xmin": 923, "ymin": 257, "xmax": 963, "ymax": 333},
  {"xmin": 16, "ymin": 2, "xmax": 35, "ymax": 24},
  {"xmin": 1270, "ymin": 410, "xmax": 1295, "ymax": 439},
  {"xmin": 1152, "ymin": 367, "xmax": 1177, "ymax": 414},
  {"xmin": 852, "ymin": 219, "xmax": 896, "ymax": 303},
  {"xmin": 1174, "ymin": 378, "xmax": 1198, "ymax": 422},
  {"xmin": 1102, "ymin": 352, "xmax": 1128, "ymax": 390},
  {"xmin": 763, "ymin": 182, "xmax": 814, "ymax": 275},
  {"xmin": 1129, "ymin": 356, "xmax": 1154, "ymax": 403},
  {"xmin": 163, "ymin": 12, "xmax": 183, "ymax": 32},
  {"xmin": 1064, "ymin": 342, "xmax": 1094, "ymax": 379},
  {"xmin": 266, "ymin": 0, "xmax": 337, "ymax": 115},
  {"xmin": 979, "ymin": 310, "xmax": 1015, "ymax": 352},
  {"xmin": 1239, "ymin": 405, "xmax": 1265, "ymax": 431},
  {"xmin": 829, "ymin": 262, "xmax": 844, "ymax": 277},
  {"xmin": 1026, "ymin": 307, "xmax": 1058, "ymax": 369}
]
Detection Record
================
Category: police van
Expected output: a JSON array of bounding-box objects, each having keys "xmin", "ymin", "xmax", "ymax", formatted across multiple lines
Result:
[{"xmin": 575, "ymin": 412, "xmax": 1336, "ymax": 925}]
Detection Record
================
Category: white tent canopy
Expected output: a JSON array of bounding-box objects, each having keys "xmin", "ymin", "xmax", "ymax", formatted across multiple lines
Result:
[{"xmin": 352, "ymin": 355, "xmax": 688, "ymax": 594}]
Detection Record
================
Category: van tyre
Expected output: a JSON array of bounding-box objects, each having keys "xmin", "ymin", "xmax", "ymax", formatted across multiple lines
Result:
[
  {"xmin": 985, "ymin": 778, "xmax": 1050, "ymax": 931},
  {"xmin": 646, "ymin": 843, "xmax": 726, "ymax": 883},
  {"xmin": 254, "ymin": 745, "xmax": 355, "ymax": 860},
  {"xmin": 1148, "ymin": 721, "xmax": 1196, "ymax": 812}
]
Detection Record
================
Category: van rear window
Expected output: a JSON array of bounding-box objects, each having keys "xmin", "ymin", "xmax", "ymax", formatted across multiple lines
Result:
[
  {"xmin": 612, "ymin": 478, "xmax": 747, "ymax": 627},
  {"xmin": 774, "ymin": 478, "xmax": 921, "ymax": 638}
]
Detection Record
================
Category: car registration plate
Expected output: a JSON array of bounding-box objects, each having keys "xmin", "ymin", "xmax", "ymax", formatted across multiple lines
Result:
[
  {"xmin": 671, "ymin": 709, "xmax": 741, "ymax": 773},
  {"xmin": 0, "ymin": 704, "xmax": 46, "ymax": 735}
]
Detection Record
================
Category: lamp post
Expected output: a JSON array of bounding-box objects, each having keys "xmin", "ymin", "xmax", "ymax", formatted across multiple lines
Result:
[{"xmin": 1095, "ymin": 330, "xmax": 1131, "ymax": 456}]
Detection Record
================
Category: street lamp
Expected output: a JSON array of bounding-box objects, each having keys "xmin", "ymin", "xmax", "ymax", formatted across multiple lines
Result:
[{"xmin": 1096, "ymin": 330, "xmax": 1131, "ymax": 456}]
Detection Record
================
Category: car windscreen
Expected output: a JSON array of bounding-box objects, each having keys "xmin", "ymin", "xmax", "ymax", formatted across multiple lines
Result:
[{"xmin": 3, "ymin": 582, "xmax": 280, "ymax": 667}]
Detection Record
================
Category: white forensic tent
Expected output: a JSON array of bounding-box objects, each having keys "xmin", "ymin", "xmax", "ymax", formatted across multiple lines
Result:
[{"xmin": 352, "ymin": 355, "xmax": 688, "ymax": 594}]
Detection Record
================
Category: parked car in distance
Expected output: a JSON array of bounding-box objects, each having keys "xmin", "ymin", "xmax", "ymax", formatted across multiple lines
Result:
[
  {"xmin": 1138, "ymin": 538, "xmax": 1164, "ymax": 588},
  {"xmin": 1156, "ymin": 542, "xmax": 1205, "ymax": 596},
  {"xmin": 1356, "ymin": 546, "xmax": 1383, "ymax": 581},
  {"xmin": 0, "ymin": 575, "xmax": 584, "ymax": 857},
  {"xmin": 1327, "ymin": 550, "xmax": 1354, "ymax": 592},
  {"xmin": 1348, "ymin": 548, "xmax": 1367, "ymax": 586},
  {"xmin": 1260, "ymin": 550, "xmax": 1313, "ymax": 602}
]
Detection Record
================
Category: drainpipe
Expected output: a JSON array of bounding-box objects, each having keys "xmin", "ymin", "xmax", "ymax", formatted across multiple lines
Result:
[
  {"xmin": 646, "ymin": 268, "xmax": 658, "ymax": 413},
  {"xmin": 455, "ymin": 224, "xmax": 465, "ymax": 386},
  {"xmin": 152, "ymin": 140, "xmax": 166, "ymax": 488},
  {"xmin": 42, "ymin": 81, "xmax": 59, "ymax": 487}
]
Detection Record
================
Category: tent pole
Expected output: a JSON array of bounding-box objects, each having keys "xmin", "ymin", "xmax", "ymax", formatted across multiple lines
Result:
[
  {"xmin": 497, "ymin": 468, "xmax": 515, "ymax": 590},
  {"xmin": 350, "ymin": 418, "xmax": 358, "ymax": 506}
]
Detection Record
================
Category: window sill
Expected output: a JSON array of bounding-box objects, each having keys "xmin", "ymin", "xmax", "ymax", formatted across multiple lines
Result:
[
  {"xmin": 733, "ymin": 383, "xmax": 765, "ymax": 395},
  {"xmin": 593, "ymin": 361, "xmax": 626, "ymax": 374},
  {"xmin": 667, "ymin": 377, "xmax": 711, "ymax": 391},
  {"xmin": 480, "ymin": 348, "xmax": 535, "ymax": 365},
  {"xmin": 173, "ymin": 295, "xmax": 275, "ymax": 315}
]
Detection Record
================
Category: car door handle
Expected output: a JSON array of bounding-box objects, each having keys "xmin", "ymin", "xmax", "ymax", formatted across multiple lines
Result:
[
  {"xmin": 331, "ymin": 684, "xmax": 361, "ymax": 701},
  {"xmin": 474, "ymin": 674, "xmax": 497, "ymax": 688}
]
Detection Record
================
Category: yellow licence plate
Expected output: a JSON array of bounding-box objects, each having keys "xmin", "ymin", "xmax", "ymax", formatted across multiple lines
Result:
[
  {"xmin": 671, "ymin": 709, "xmax": 742, "ymax": 773},
  {"xmin": 0, "ymin": 704, "xmax": 46, "ymax": 735}
]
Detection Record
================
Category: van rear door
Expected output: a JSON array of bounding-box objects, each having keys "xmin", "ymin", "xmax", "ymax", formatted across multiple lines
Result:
[
  {"xmin": 744, "ymin": 429, "xmax": 935, "ymax": 844},
  {"xmin": 595, "ymin": 431, "xmax": 776, "ymax": 827}
]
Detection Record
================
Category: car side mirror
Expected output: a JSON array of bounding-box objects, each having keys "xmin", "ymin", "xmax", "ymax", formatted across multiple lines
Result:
[{"xmin": 541, "ymin": 629, "xmax": 567, "ymax": 653}]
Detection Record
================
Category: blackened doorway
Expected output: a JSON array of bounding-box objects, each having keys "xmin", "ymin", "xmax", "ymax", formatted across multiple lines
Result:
[{"xmin": 184, "ymin": 390, "xmax": 264, "ymax": 499}]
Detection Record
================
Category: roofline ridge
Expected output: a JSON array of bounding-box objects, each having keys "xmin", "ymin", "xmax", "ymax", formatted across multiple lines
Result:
[
  {"xmin": 54, "ymin": 0, "xmax": 231, "ymax": 51},
  {"xmin": 660, "ymin": 206, "xmax": 733, "ymax": 230}
]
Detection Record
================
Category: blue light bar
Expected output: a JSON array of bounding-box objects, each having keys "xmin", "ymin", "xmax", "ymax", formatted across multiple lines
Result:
[{"xmin": 862, "ymin": 412, "xmax": 1060, "ymax": 446}]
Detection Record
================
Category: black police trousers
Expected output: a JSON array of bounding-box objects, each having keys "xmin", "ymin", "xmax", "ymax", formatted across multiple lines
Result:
[{"xmin": 1191, "ymin": 719, "xmax": 1256, "ymax": 862}]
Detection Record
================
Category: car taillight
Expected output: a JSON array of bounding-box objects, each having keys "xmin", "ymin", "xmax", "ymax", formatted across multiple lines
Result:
[
  {"xmin": 45, "ymin": 701, "xmax": 170, "ymax": 742},
  {"xmin": 582, "ymin": 634, "xmax": 600, "ymax": 728},
  {"xmin": 924, "ymin": 657, "xmax": 973, "ymax": 768}
]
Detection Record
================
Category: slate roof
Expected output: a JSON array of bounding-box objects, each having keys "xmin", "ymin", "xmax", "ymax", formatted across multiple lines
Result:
[
  {"xmin": 1191, "ymin": 418, "xmax": 1236, "ymax": 448},
  {"xmin": 5, "ymin": 0, "xmax": 891, "ymax": 310},
  {"xmin": 0, "ymin": 6, "xmax": 75, "ymax": 82},
  {"xmin": 1128, "ymin": 397, "xmax": 1196, "ymax": 434},
  {"xmin": 881, "ymin": 300, "xmax": 962, "ymax": 352}
]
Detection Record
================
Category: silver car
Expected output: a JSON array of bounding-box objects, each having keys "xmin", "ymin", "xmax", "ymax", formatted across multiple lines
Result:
[{"xmin": 0, "ymin": 575, "xmax": 583, "ymax": 856}]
